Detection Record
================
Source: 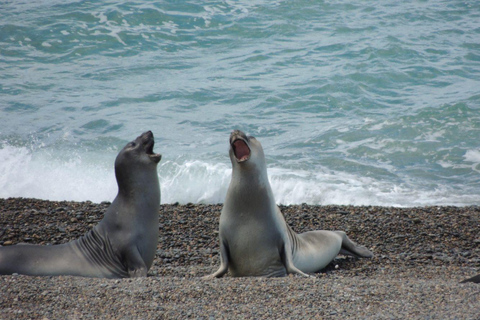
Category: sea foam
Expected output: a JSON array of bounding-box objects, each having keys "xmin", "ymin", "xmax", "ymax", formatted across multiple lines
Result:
[
  {"xmin": 0, "ymin": 145, "xmax": 117, "ymax": 203},
  {"xmin": 1, "ymin": 145, "xmax": 477, "ymax": 207}
]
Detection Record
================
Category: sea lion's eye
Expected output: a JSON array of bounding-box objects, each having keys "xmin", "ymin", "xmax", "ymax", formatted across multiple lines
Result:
[{"xmin": 129, "ymin": 142, "xmax": 136, "ymax": 148}]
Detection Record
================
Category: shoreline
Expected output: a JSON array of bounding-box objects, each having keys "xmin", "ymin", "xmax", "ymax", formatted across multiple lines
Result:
[{"xmin": 1, "ymin": 197, "xmax": 479, "ymax": 319}]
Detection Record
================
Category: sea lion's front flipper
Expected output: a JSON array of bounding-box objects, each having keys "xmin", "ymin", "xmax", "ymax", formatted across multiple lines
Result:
[
  {"xmin": 280, "ymin": 241, "xmax": 312, "ymax": 278},
  {"xmin": 203, "ymin": 240, "xmax": 229, "ymax": 279},
  {"xmin": 124, "ymin": 246, "xmax": 149, "ymax": 278}
]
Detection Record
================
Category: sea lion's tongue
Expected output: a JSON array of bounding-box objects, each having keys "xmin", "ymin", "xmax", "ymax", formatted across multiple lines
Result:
[{"xmin": 233, "ymin": 140, "xmax": 250, "ymax": 161}]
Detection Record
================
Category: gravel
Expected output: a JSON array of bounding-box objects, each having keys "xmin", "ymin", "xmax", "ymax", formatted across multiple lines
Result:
[{"xmin": 1, "ymin": 198, "xmax": 479, "ymax": 319}]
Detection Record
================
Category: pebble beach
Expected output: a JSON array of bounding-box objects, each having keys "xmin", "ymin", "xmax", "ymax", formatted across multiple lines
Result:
[{"xmin": 1, "ymin": 197, "xmax": 479, "ymax": 319}]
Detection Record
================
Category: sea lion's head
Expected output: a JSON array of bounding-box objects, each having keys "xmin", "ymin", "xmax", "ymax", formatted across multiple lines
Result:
[
  {"xmin": 115, "ymin": 131, "xmax": 161, "ymax": 187},
  {"xmin": 229, "ymin": 130, "xmax": 266, "ymax": 173}
]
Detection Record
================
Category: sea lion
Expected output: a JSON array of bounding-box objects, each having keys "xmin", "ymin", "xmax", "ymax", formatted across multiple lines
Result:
[
  {"xmin": 461, "ymin": 274, "xmax": 480, "ymax": 284},
  {"xmin": 205, "ymin": 130, "xmax": 373, "ymax": 278},
  {"xmin": 0, "ymin": 131, "xmax": 161, "ymax": 278}
]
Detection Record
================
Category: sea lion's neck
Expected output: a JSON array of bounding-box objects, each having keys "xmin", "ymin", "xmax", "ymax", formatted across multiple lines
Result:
[
  {"xmin": 98, "ymin": 171, "xmax": 159, "ymax": 231},
  {"xmin": 231, "ymin": 164, "xmax": 270, "ymax": 191},
  {"xmin": 226, "ymin": 165, "xmax": 276, "ymax": 217},
  {"xmin": 116, "ymin": 169, "xmax": 160, "ymax": 208}
]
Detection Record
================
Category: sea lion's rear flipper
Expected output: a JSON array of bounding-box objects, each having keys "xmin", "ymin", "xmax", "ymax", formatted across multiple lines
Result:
[
  {"xmin": 461, "ymin": 274, "xmax": 480, "ymax": 283},
  {"xmin": 336, "ymin": 231, "xmax": 374, "ymax": 258}
]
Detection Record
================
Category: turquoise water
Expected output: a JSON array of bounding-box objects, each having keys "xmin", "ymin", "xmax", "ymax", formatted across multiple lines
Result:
[{"xmin": 1, "ymin": 1, "xmax": 479, "ymax": 206}]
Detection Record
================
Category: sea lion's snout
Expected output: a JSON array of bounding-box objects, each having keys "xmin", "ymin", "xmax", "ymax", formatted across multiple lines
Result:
[
  {"xmin": 230, "ymin": 130, "xmax": 251, "ymax": 163},
  {"xmin": 230, "ymin": 130, "xmax": 248, "ymax": 142}
]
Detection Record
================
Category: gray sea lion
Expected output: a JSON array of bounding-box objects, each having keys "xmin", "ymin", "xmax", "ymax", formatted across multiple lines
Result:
[
  {"xmin": 205, "ymin": 130, "xmax": 373, "ymax": 278},
  {"xmin": 0, "ymin": 131, "xmax": 161, "ymax": 278},
  {"xmin": 461, "ymin": 274, "xmax": 480, "ymax": 284}
]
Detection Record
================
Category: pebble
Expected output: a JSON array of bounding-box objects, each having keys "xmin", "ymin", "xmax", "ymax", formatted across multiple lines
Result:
[{"xmin": 0, "ymin": 198, "xmax": 479, "ymax": 319}]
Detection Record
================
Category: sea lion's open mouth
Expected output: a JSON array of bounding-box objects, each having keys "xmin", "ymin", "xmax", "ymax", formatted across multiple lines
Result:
[
  {"xmin": 142, "ymin": 131, "xmax": 162, "ymax": 163},
  {"xmin": 232, "ymin": 139, "xmax": 250, "ymax": 162},
  {"xmin": 147, "ymin": 144, "xmax": 162, "ymax": 164},
  {"xmin": 145, "ymin": 139, "xmax": 155, "ymax": 155}
]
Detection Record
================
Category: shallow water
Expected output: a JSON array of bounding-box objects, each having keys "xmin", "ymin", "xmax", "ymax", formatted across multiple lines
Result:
[{"xmin": 1, "ymin": 1, "xmax": 479, "ymax": 206}]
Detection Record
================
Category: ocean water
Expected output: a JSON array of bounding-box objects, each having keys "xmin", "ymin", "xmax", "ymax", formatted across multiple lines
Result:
[{"xmin": 1, "ymin": 0, "xmax": 479, "ymax": 206}]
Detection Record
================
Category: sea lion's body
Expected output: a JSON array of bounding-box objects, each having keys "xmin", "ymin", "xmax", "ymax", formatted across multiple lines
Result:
[
  {"xmin": 206, "ymin": 130, "xmax": 373, "ymax": 278},
  {"xmin": 0, "ymin": 131, "xmax": 161, "ymax": 278}
]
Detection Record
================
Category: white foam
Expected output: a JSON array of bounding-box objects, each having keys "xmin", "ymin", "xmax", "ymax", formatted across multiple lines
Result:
[
  {"xmin": 0, "ymin": 145, "xmax": 477, "ymax": 206},
  {"xmin": 464, "ymin": 149, "xmax": 480, "ymax": 163},
  {"xmin": 269, "ymin": 167, "xmax": 477, "ymax": 207},
  {"xmin": 0, "ymin": 145, "xmax": 117, "ymax": 203},
  {"xmin": 159, "ymin": 160, "xmax": 231, "ymax": 204},
  {"xmin": 463, "ymin": 149, "xmax": 480, "ymax": 173}
]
